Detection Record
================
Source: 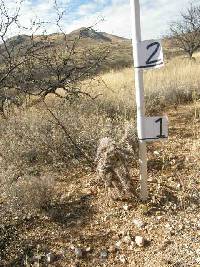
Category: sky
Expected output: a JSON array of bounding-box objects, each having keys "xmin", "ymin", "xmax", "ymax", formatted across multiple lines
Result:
[{"xmin": 4, "ymin": 0, "xmax": 200, "ymax": 39}]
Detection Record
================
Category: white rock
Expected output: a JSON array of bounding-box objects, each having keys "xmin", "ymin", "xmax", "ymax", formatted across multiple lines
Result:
[
  {"xmin": 74, "ymin": 248, "xmax": 83, "ymax": 258},
  {"xmin": 196, "ymin": 249, "xmax": 200, "ymax": 255},
  {"xmin": 123, "ymin": 204, "xmax": 129, "ymax": 211},
  {"xmin": 196, "ymin": 258, "xmax": 200, "ymax": 264},
  {"xmin": 157, "ymin": 216, "xmax": 162, "ymax": 221},
  {"xmin": 70, "ymin": 244, "xmax": 75, "ymax": 250},
  {"xmin": 85, "ymin": 247, "xmax": 91, "ymax": 252},
  {"xmin": 176, "ymin": 183, "xmax": 181, "ymax": 189},
  {"xmin": 46, "ymin": 252, "xmax": 55, "ymax": 263},
  {"xmin": 100, "ymin": 250, "xmax": 108, "ymax": 259},
  {"xmin": 133, "ymin": 218, "xmax": 145, "ymax": 228},
  {"xmin": 165, "ymin": 223, "xmax": 171, "ymax": 229},
  {"xmin": 135, "ymin": 236, "xmax": 145, "ymax": 247},
  {"xmin": 115, "ymin": 241, "xmax": 122, "ymax": 249},
  {"xmin": 119, "ymin": 255, "xmax": 127, "ymax": 264}
]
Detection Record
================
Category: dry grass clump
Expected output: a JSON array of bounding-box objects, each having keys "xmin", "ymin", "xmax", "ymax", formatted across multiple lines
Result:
[
  {"xmin": 0, "ymin": 109, "xmax": 64, "ymax": 173},
  {"xmin": 0, "ymin": 169, "xmax": 54, "ymax": 218},
  {"xmin": 0, "ymin": 56, "xmax": 199, "ymax": 175},
  {"xmin": 0, "ymin": 98, "xmax": 133, "ymax": 175},
  {"xmin": 0, "ymin": 170, "xmax": 55, "ymax": 262},
  {"xmin": 84, "ymin": 57, "xmax": 200, "ymax": 116},
  {"xmin": 144, "ymin": 58, "xmax": 200, "ymax": 112}
]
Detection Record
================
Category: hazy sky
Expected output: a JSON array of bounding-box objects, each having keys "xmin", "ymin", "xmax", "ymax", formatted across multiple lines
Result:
[{"xmin": 6, "ymin": 0, "xmax": 200, "ymax": 39}]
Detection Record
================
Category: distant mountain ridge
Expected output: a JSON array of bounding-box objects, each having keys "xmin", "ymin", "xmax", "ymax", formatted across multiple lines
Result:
[
  {"xmin": 3, "ymin": 27, "xmax": 180, "ymax": 72},
  {"xmin": 69, "ymin": 27, "xmax": 129, "ymax": 42}
]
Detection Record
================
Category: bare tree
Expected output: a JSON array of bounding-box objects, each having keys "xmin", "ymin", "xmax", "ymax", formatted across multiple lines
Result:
[
  {"xmin": 0, "ymin": 0, "xmax": 109, "ymax": 116},
  {"xmin": 0, "ymin": 0, "xmax": 51, "ymax": 114},
  {"xmin": 170, "ymin": 3, "xmax": 200, "ymax": 59}
]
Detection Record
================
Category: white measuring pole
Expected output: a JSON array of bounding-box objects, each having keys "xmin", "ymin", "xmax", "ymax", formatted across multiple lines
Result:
[{"xmin": 130, "ymin": 0, "xmax": 148, "ymax": 201}]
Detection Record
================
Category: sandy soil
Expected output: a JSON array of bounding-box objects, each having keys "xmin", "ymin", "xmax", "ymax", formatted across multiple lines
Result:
[{"xmin": 1, "ymin": 103, "xmax": 199, "ymax": 267}]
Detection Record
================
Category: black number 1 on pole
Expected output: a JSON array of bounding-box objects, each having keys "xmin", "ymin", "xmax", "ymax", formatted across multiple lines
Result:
[{"xmin": 155, "ymin": 118, "xmax": 166, "ymax": 138}]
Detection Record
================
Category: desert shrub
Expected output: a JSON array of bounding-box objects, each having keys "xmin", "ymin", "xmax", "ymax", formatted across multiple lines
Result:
[
  {"xmin": 49, "ymin": 98, "xmax": 136, "ymax": 164},
  {"xmin": 0, "ymin": 169, "xmax": 54, "ymax": 218},
  {"xmin": 0, "ymin": 96, "xmax": 134, "ymax": 173},
  {"xmin": 145, "ymin": 85, "xmax": 197, "ymax": 115},
  {"xmin": 144, "ymin": 58, "xmax": 200, "ymax": 111},
  {"xmin": 0, "ymin": 56, "xmax": 199, "ymax": 174}
]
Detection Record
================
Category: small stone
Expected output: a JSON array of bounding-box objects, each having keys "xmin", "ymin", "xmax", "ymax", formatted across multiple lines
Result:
[
  {"xmin": 118, "ymin": 230, "xmax": 126, "ymax": 237},
  {"xmin": 133, "ymin": 218, "xmax": 145, "ymax": 228},
  {"xmin": 161, "ymin": 240, "xmax": 173, "ymax": 250},
  {"xmin": 177, "ymin": 224, "xmax": 184, "ymax": 231},
  {"xmin": 129, "ymin": 243, "xmax": 135, "ymax": 250},
  {"xmin": 46, "ymin": 252, "xmax": 55, "ymax": 263},
  {"xmin": 196, "ymin": 258, "xmax": 200, "ymax": 264},
  {"xmin": 119, "ymin": 255, "xmax": 127, "ymax": 264},
  {"xmin": 70, "ymin": 245, "xmax": 75, "ymax": 250},
  {"xmin": 123, "ymin": 204, "xmax": 129, "ymax": 211},
  {"xmin": 135, "ymin": 236, "xmax": 145, "ymax": 247},
  {"xmin": 115, "ymin": 241, "xmax": 122, "ymax": 249},
  {"xmin": 196, "ymin": 249, "xmax": 200, "ymax": 255},
  {"xmin": 60, "ymin": 248, "xmax": 67, "ymax": 257},
  {"xmin": 74, "ymin": 248, "xmax": 83, "ymax": 258},
  {"xmin": 108, "ymin": 245, "xmax": 116, "ymax": 253},
  {"xmin": 122, "ymin": 235, "xmax": 132, "ymax": 244},
  {"xmin": 176, "ymin": 183, "xmax": 181, "ymax": 190},
  {"xmin": 153, "ymin": 151, "xmax": 160, "ymax": 156},
  {"xmin": 165, "ymin": 223, "xmax": 172, "ymax": 229},
  {"xmin": 100, "ymin": 250, "xmax": 108, "ymax": 259},
  {"xmin": 169, "ymin": 231, "xmax": 175, "ymax": 236},
  {"xmin": 71, "ymin": 261, "xmax": 81, "ymax": 267},
  {"xmin": 148, "ymin": 177, "xmax": 156, "ymax": 182},
  {"xmin": 32, "ymin": 254, "xmax": 42, "ymax": 262},
  {"xmin": 104, "ymin": 214, "xmax": 112, "ymax": 221},
  {"xmin": 60, "ymin": 193, "xmax": 67, "ymax": 202},
  {"xmin": 85, "ymin": 247, "xmax": 91, "ymax": 252}
]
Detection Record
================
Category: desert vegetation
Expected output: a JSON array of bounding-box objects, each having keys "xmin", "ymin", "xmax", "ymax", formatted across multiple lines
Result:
[
  {"xmin": 0, "ymin": 0, "xmax": 200, "ymax": 266},
  {"xmin": 0, "ymin": 52, "xmax": 199, "ymax": 265}
]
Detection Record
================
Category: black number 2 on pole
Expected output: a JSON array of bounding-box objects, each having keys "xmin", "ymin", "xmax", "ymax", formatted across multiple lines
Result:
[
  {"xmin": 146, "ymin": 42, "xmax": 161, "ymax": 65},
  {"xmin": 155, "ymin": 117, "xmax": 166, "ymax": 138}
]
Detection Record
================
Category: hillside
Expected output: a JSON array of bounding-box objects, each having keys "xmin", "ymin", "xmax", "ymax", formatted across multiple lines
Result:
[
  {"xmin": 3, "ymin": 27, "xmax": 180, "ymax": 73},
  {"xmin": 2, "ymin": 28, "xmax": 131, "ymax": 72}
]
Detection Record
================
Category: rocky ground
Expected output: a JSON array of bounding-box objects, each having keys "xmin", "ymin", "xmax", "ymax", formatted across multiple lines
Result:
[{"xmin": 0, "ymin": 103, "xmax": 199, "ymax": 267}]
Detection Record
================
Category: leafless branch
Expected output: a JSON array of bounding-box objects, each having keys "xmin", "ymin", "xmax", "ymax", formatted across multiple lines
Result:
[
  {"xmin": 170, "ymin": 3, "xmax": 200, "ymax": 58},
  {"xmin": 43, "ymin": 100, "xmax": 95, "ymax": 169}
]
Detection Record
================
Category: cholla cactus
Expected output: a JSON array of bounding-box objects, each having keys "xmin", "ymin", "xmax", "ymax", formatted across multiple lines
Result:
[{"xmin": 96, "ymin": 124, "xmax": 137, "ymax": 200}]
